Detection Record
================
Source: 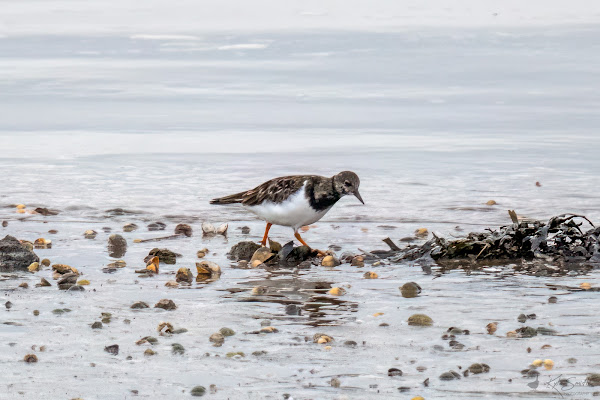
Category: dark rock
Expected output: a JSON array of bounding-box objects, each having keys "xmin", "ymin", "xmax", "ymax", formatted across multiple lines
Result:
[
  {"xmin": 104, "ymin": 344, "xmax": 119, "ymax": 355},
  {"xmin": 174, "ymin": 223, "xmax": 193, "ymax": 237},
  {"xmin": 148, "ymin": 222, "xmax": 166, "ymax": 231},
  {"xmin": 68, "ymin": 285, "xmax": 85, "ymax": 291},
  {"xmin": 407, "ymin": 314, "xmax": 433, "ymax": 326},
  {"xmin": 388, "ymin": 368, "xmax": 403, "ymax": 377},
  {"xmin": 144, "ymin": 248, "xmax": 180, "ymax": 264},
  {"xmin": 587, "ymin": 374, "xmax": 600, "ymax": 386},
  {"xmin": 219, "ymin": 327, "xmax": 235, "ymax": 337},
  {"xmin": 0, "ymin": 235, "xmax": 39, "ymax": 271},
  {"xmin": 123, "ymin": 223, "xmax": 138, "ymax": 232},
  {"xmin": 536, "ymin": 327, "xmax": 558, "ymax": 336},
  {"xmin": 228, "ymin": 241, "xmax": 261, "ymax": 261},
  {"xmin": 24, "ymin": 354, "xmax": 38, "ymax": 363},
  {"xmin": 36, "ymin": 278, "xmax": 51, "ymax": 287},
  {"xmin": 286, "ymin": 245, "xmax": 314, "ymax": 262},
  {"xmin": 240, "ymin": 226, "xmax": 250, "ymax": 234},
  {"xmin": 58, "ymin": 273, "xmax": 78, "ymax": 285},
  {"xmin": 58, "ymin": 283, "xmax": 75, "ymax": 290},
  {"xmin": 108, "ymin": 234, "xmax": 127, "ymax": 258},
  {"xmin": 190, "ymin": 386, "xmax": 206, "ymax": 396},
  {"xmin": 1, "ymin": 221, "xmax": 7, "ymax": 228},
  {"xmin": 439, "ymin": 371, "xmax": 461, "ymax": 380},
  {"xmin": 172, "ymin": 343, "xmax": 185, "ymax": 355},
  {"xmin": 176, "ymin": 268, "xmax": 194, "ymax": 283},
  {"xmin": 548, "ymin": 296, "xmax": 558, "ymax": 303},
  {"xmin": 468, "ymin": 363, "xmax": 490, "ymax": 374},
  {"xmin": 400, "ymin": 282, "xmax": 421, "ymax": 298},
  {"xmin": 91, "ymin": 322, "xmax": 103, "ymax": 329},
  {"xmin": 397, "ymin": 386, "xmax": 411, "ymax": 392},
  {"xmin": 34, "ymin": 207, "xmax": 59, "ymax": 216},
  {"xmin": 154, "ymin": 299, "xmax": 177, "ymax": 310},
  {"xmin": 5, "ymin": 301, "xmax": 12, "ymax": 309},
  {"xmin": 516, "ymin": 326, "xmax": 538, "ymax": 338},
  {"xmin": 285, "ymin": 304, "xmax": 302, "ymax": 315},
  {"xmin": 344, "ymin": 340, "xmax": 358, "ymax": 348},
  {"xmin": 131, "ymin": 301, "xmax": 149, "ymax": 309}
]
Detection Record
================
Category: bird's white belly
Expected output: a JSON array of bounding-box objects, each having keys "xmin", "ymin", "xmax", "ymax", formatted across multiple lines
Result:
[{"xmin": 244, "ymin": 186, "xmax": 330, "ymax": 231}]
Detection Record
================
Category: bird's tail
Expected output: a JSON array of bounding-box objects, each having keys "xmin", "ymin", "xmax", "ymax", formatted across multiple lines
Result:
[{"xmin": 210, "ymin": 191, "xmax": 247, "ymax": 205}]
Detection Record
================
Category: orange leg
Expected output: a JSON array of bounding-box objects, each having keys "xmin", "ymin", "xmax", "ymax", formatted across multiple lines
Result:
[
  {"xmin": 294, "ymin": 231, "xmax": 327, "ymax": 256},
  {"xmin": 261, "ymin": 222, "xmax": 272, "ymax": 246}
]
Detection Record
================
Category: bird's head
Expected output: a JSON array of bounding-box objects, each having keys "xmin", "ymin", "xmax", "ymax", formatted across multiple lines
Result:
[{"xmin": 333, "ymin": 171, "xmax": 364, "ymax": 204}]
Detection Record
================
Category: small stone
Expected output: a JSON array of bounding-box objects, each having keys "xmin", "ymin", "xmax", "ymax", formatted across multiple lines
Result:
[
  {"xmin": 171, "ymin": 343, "xmax": 185, "ymax": 355},
  {"xmin": 219, "ymin": 327, "xmax": 235, "ymax": 337},
  {"xmin": 28, "ymin": 262, "xmax": 40, "ymax": 272},
  {"xmin": 260, "ymin": 326, "xmax": 278, "ymax": 334},
  {"xmin": 260, "ymin": 320, "xmax": 271, "ymax": 327},
  {"xmin": 486, "ymin": 322, "xmax": 498, "ymax": 334},
  {"xmin": 84, "ymin": 230, "xmax": 97, "ymax": 239},
  {"xmin": 468, "ymin": 363, "xmax": 490, "ymax": 374},
  {"xmin": 174, "ymin": 223, "xmax": 193, "ymax": 237},
  {"xmin": 33, "ymin": 310, "xmax": 39, "ymax": 316},
  {"xmin": 165, "ymin": 280, "xmax": 179, "ymax": 288},
  {"xmin": 5, "ymin": 301, "xmax": 13, "ymax": 309},
  {"xmin": 190, "ymin": 386, "xmax": 206, "ymax": 397},
  {"xmin": 328, "ymin": 287, "xmax": 346, "ymax": 296},
  {"xmin": 344, "ymin": 340, "xmax": 357, "ymax": 348},
  {"xmin": 144, "ymin": 349, "xmax": 156, "ymax": 356},
  {"xmin": 196, "ymin": 248, "xmax": 209, "ymax": 258},
  {"xmin": 548, "ymin": 296, "xmax": 558, "ymax": 304},
  {"xmin": 104, "ymin": 344, "xmax": 119, "ymax": 355},
  {"xmin": 196, "ymin": 261, "xmax": 221, "ymax": 276},
  {"xmin": 486, "ymin": 200, "xmax": 497, "ymax": 206},
  {"xmin": 313, "ymin": 333, "xmax": 333, "ymax": 343},
  {"xmin": 285, "ymin": 304, "xmax": 302, "ymax": 315},
  {"xmin": 241, "ymin": 226, "xmax": 250, "ymax": 234},
  {"xmin": 147, "ymin": 222, "xmax": 166, "ymax": 231},
  {"xmin": 91, "ymin": 322, "xmax": 103, "ymax": 329},
  {"xmin": 350, "ymin": 255, "xmax": 364, "ymax": 267},
  {"xmin": 19, "ymin": 282, "xmax": 28, "ymax": 289},
  {"xmin": 131, "ymin": 301, "xmax": 149, "ymax": 309},
  {"xmin": 388, "ymin": 368, "xmax": 403, "ymax": 377},
  {"xmin": 108, "ymin": 234, "xmax": 127, "ymax": 258},
  {"xmin": 586, "ymin": 374, "xmax": 600, "ymax": 386},
  {"xmin": 516, "ymin": 326, "xmax": 537, "ymax": 338},
  {"xmin": 209, "ymin": 333, "xmax": 225, "ymax": 346},
  {"xmin": 544, "ymin": 359, "xmax": 554, "ymax": 370},
  {"xmin": 176, "ymin": 267, "xmax": 194, "ymax": 283},
  {"xmin": 408, "ymin": 314, "xmax": 433, "ymax": 327},
  {"xmin": 415, "ymin": 228, "xmax": 428, "ymax": 238},
  {"xmin": 400, "ymin": 282, "xmax": 421, "ymax": 298},
  {"xmin": 226, "ymin": 352, "xmax": 245, "ymax": 358},
  {"xmin": 77, "ymin": 279, "xmax": 90, "ymax": 286},
  {"xmin": 68, "ymin": 285, "xmax": 85, "ymax": 291},
  {"xmin": 251, "ymin": 286, "xmax": 268, "ymax": 295},
  {"xmin": 439, "ymin": 371, "xmax": 461, "ymax": 380},
  {"xmin": 41, "ymin": 259, "xmax": 51, "ymax": 267},
  {"xmin": 123, "ymin": 223, "xmax": 138, "ymax": 232},
  {"xmin": 154, "ymin": 299, "xmax": 177, "ymax": 310},
  {"xmin": 364, "ymin": 271, "xmax": 378, "ymax": 279},
  {"xmin": 330, "ymin": 378, "xmax": 341, "ymax": 388},
  {"xmin": 321, "ymin": 255, "xmax": 340, "ymax": 267},
  {"xmin": 1, "ymin": 221, "xmax": 7, "ymax": 227},
  {"xmin": 567, "ymin": 357, "xmax": 577, "ymax": 364},
  {"xmin": 517, "ymin": 313, "xmax": 527, "ymax": 323},
  {"xmin": 23, "ymin": 354, "xmax": 38, "ymax": 363}
]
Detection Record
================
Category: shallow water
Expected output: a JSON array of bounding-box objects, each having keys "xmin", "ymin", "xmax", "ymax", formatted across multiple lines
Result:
[{"xmin": 1, "ymin": 20, "xmax": 600, "ymax": 400}]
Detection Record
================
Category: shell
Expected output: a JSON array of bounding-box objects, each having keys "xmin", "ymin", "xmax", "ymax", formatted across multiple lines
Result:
[
  {"xmin": 201, "ymin": 222, "xmax": 216, "ymax": 235},
  {"xmin": 216, "ymin": 223, "xmax": 228, "ymax": 235}
]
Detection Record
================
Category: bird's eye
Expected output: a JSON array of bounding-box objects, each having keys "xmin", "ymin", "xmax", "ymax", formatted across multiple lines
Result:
[{"xmin": 344, "ymin": 180, "xmax": 351, "ymax": 187}]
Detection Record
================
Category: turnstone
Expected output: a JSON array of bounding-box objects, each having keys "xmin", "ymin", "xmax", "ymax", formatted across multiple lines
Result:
[{"xmin": 210, "ymin": 171, "xmax": 364, "ymax": 251}]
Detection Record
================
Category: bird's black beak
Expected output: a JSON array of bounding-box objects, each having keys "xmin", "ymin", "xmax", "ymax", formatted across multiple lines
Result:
[{"xmin": 354, "ymin": 190, "xmax": 364, "ymax": 204}]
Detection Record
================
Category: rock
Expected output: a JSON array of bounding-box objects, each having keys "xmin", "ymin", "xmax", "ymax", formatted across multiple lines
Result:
[
  {"xmin": 190, "ymin": 386, "xmax": 206, "ymax": 397},
  {"xmin": 52, "ymin": 264, "xmax": 77, "ymax": 275},
  {"xmin": 84, "ymin": 230, "xmax": 97, "ymax": 239},
  {"xmin": 544, "ymin": 359, "xmax": 554, "ymax": 370},
  {"xmin": 330, "ymin": 378, "xmax": 341, "ymax": 388},
  {"xmin": 91, "ymin": 322, "xmax": 103, "ymax": 329},
  {"xmin": 228, "ymin": 241, "xmax": 261, "ymax": 261},
  {"xmin": 108, "ymin": 234, "xmax": 127, "ymax": 258},
  {"xmin": 400, "ymin": 282, "xmax": 421, "ymax": 298},
  {"xmin": 285, "ymin": 304, "xmax": 302, "ymax": 315},
  {"xmin": 41, "ymin": 259, "xmax": 50, "ymax": 266},
  {"xmin": 268, "ymin": 239, "xmax": 282, "ymax": 252},
  {"xmin": 260, "ymin": 326, "xmax": 278, "ymax": 334},
  {"xmin": 219, "ymin": 327, "xmax": 235, "ymax": 337},
  {"xmin": 517, "ymin": 313, "xmax": 527, "ymax": 323},
  {"xmin": 328, "ymin": 287, "xmax": 346, "ymax": 296},
  {"xmin": 155, "ymin": 299, "xmax": 177, "ymax": 310},
  {"xmin": 68, "ymin": 285, "xmax": 85, "ymax": 291},
  {"xmin": 195, "ymin": 261, "xmax": 221, "ymax": 277},
  {"xmin": 587, "ymin": 374, "xmax": 600, "ymax": 386},
  {"xmin": 1, "ymin": 221, "xmax": 7, "ymax": 227},
  {"xmin": 171, "ymin": 343, "xmax": 185, "ymax": 355},
  {"xmin": 344, "ymin": 340, "xmax": 357, "ymax": 348},
  {"xmin": 176, "ymin": 267, "xmax": 194, "ymax": 283},
  {"xmin": 23, "ymin": 354, "xmax": 38, "ymax": 363},
  {"xmin": 36, "ymin": 278, "xmax": 51, "ymax": 287},
  {"xmin": 241, "ymin": 226, "xmax": 250, "ymax": 234},
  {"xmin": 197, "ymin": 248, "xmax": 209, "ymax": 258},
  {"xmin": 76, "ymin": 279, "xmax": 90, "ymax": 285},
  {"xmin": 313, "ymin": 333, "xmax": 334, "ymax": 343},
  {"xmin": 408, "ymin": 314, "xmax": 433, "ymax": 327},
  {"xmin": 486, "ymin": 200, "xmax": 497, "ymax": 206},
  {"xmin": 516, "ymin": 326, "xmax": 537, "ymax": 338},
  {"xmin": 388, "ymin": 368, "xmax": 403, "ymax": 377},
  {"xmin": 147, "ymin": 222, "xmax": 166, "ymax": 231},
  {"xmin": 486, "ymin": 322, "xmax": 498, "ymax": 334},
  {"xmin": 165, "ymin": 280, "xmax": 179, "ymax": 288},
  {"xmin": 145, "ymin": 256, "xmax": 160, "ymax": 274},
  {"xmin": 123, "ymin": 223, "xmax": 138, "ymax": 232},
  {"xmin": 5, "ymin": 301, "xmax": 12, "ymax": 309},
  {"xmin": 57, "ymin": 273, "xmax": 78, "ymax": 286},
  {"xmin": 104, "ymin": 345, "xmax": 119, "ymax": 355},
  {"xmin": 209, "ymin": 333, "xmax": 224, "ymax": 346},
  {"xmin": 144, "ymin": 349, "xmax": 156, "ymax": 356},
  {"xmin": 158, "ymin": 322, "xmax": 174, "ymax": 335},
  {"xmin": 226, "ymin": 351, "xmax": 245, "ymax": 358},
  {"xmin": 364, "ymin": 271, "xmax": 378, "ymax": 279},
  {"xmin": 548, "ymin": 296, "xmax": 558, "ymax": 303},
  {"xmin": 0, "ymin": 235, "xmax": 39, "ymax": 271},
  {"xmin": 468, "ymin": 363, "xmax": 490, "ymax": 374},
  {"xmin": 33, "ymin": 238, "xmax": 52, "ymax": 249},
  {"xmin": 144, "ymin": 248, "xmax": 180, "ymax": 265},
  {"xmin": 28, "ymin": 262, "xmax": 40, "ymax": 272},
  {"xmin": 350, "ymin": 255, "xmax": 364, "ymax": 267},
  {"xmin": 131, "ymin": 301, "xmax": 149, "ymax": 309},
  {"xmin": 415, "ymin": 228, "xmax": 429, "ymax": 238},
  {"xmin": 321, "ymin": 255, "xmax": 341, "ymax": 267},
  {"xmin": 19, "ymin": 282, "xmax": 28, "ymax": 288},
  {"xmin": 47, "ymin": 230, "xmax": 58, "ymax": 234},
  {"xmin": 175, "ymin": 223, "xmax": 193, "ymax": 237},
  {"xmin": 439, "ymin": 371, "xmax": 461, "ymax": 380},
  {"xmin": 250, "ymin": 247, "xmax": 275, "ymax": 264}
]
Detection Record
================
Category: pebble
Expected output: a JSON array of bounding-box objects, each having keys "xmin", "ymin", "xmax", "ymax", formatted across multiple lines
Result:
[
  {"xmin": 190, "ymin": 386, "xmax": 206, "ymax": 397},
  {"xmin": 415, "ymin": 228, "xmax": 428, "ymax": 238},
  {"xmin": 285, "ymin": 304, "xmax": 302, "ymax": 315},
  {"xmin": 154, "ymin": 299, "xmax": 177, "ymax": 310},
  {"xmin": 84, "ymin": 230, "xmax": 97, "ymax": 239},
  {"xmin": 144, "ymin": 349, "xmax": 156, "ymax": 356},
  {"xmin": 5, "ymin": 301, "xmax": 12, "ymax": 309},
  {"xmin": 33, "ymin": 310, "xmax": 39, "ymax": 316},
  {"xmin": 321, "ymin": 255, "xmax": 340, "ymax": 267},
  {"xmin": 548, "ymin": 296, "xmax": 558, "ymax": 303},
  {"xmin": 328, "ymin": 287, "xmax": 346, "ymax": 296},
  {"xmin": 104, "ymin": 345, "xmax": 119, "ymax": 355},
  {"xmin": 91, "ymin": 322, "xmax": 103, "ymax": 329},
  {"xmin": 76, "ymin": 279, "xmax": 90, "ymax": 286},
  {"xmin": 197, "ymin": 248, "xmax": 209, "ymax": 258},
  {"xmin": 171, "ymin": 343, "xmax": 185, "ymax": 355},
  {"xmin": 486, "ymin": 200, "xmax": 497, "ymax": 206},
  {"xmin": 364, "ymin": 271, "xmax": 378, "ymax": 279},
  {"xmin": 23, "ymin": 354, "xmax": 38, "ymax": 363},
  {"xmin": 176, "ymin": 267, "xmax": 194, "ymax": 283},
  {"xmin": 131, "ymin": 301, "xmax": 149, "ymax": 309},
  {"xmin": 28, "ymin": 262, "xmax": 40, "ymax": 272},
  {"xmin": 587, "ymin": 374, "xmax": 600, "ymax": 386},
  {"xmin": 388, "ymin": 368, "xmax": 403, "ymax": 377},
  {"xmin": 468, "ymin": 363, "xmax": 490, "ymax": 374},
  {"xmin": 407, "ymin": 314, "xmax": 433, "ymax": 327},
  {"xmin": 439, "ymin": 371, "xmax": 461, "ymax": 380},
  {"xmin": 174, "ymin": 223, "xmax": 193, "ymax": 237},
  {"xmin": 209, "ymin": 333, "xmax": 225, "ymax": 346},
  {"xmin": 41, "ymin": 259, "xmax": 51, "ymax": 266},
  {"xmin": 400, "ymin": 282, "xmax": 421, "ymax": 298},
  {"xmin": 123, "ymin": 223, "xmax": 138, "ymax": 232},
  {"xmin": 486, "ymin": 322, "xmax": 498, "ymax": 334},
  {"xmin": 219, "ymin": 327, "xmax": 235, "ymax": 337},
  {"xmin": 350, "ymin": 256, "xmax": 364, "ymax": 267},
  {"xmin": 330, "ymin": 378, "xmax": 341, "ymax": 388}
]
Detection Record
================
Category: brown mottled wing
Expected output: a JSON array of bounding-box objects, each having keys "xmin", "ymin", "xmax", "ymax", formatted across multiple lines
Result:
[{"xmin": 240, "ymin": 176, "xmax": 309, "ymax": 206}]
